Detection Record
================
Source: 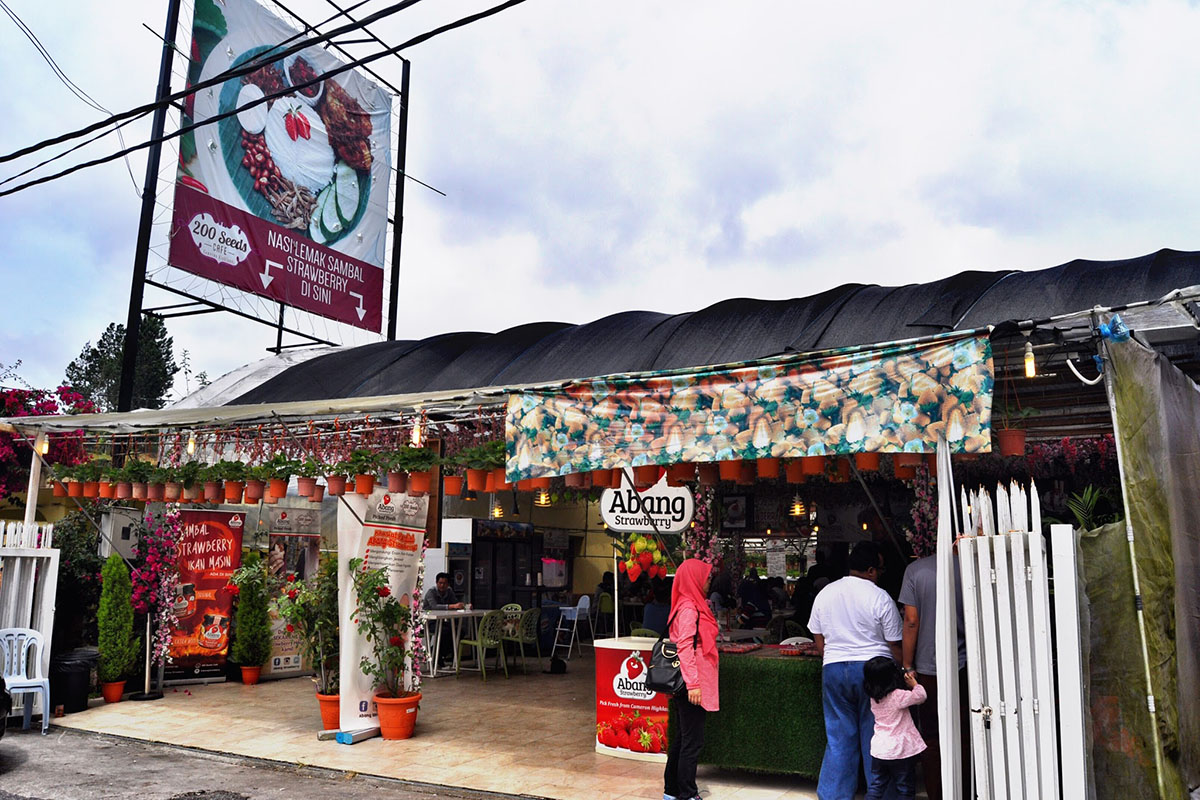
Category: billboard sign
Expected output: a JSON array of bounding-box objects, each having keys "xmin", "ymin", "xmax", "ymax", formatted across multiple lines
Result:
[{"xmin": 171, "ymin": 0, "xmax": 393, "ymax": 331}]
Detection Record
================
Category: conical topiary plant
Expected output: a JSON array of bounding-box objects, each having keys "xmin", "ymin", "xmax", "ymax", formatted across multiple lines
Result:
[
  {"xmin": 229, "ymin": 551, "xmax": 273, "ymax": 683},
  {"xmin": 97, "ymin": 554, "xmax": 140, "ymax": 700}
]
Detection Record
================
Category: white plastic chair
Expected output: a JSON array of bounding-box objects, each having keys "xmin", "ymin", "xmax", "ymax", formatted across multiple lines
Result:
[
  {"xmin": 552, "ymin": 595, "xmax": 591, "ymax": 660},
  {"xmin": 779, "ymin": 636, "xmax": 814, "ymax": 646},
  {"xmin": 1, "ymin": 628, "xmax": 51, "ymax": 734}
]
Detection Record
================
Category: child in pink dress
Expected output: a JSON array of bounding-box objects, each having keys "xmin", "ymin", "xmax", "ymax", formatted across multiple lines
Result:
[{"xmin": 862, "ymin": 655, "xmax": 928, "ymax": 799}]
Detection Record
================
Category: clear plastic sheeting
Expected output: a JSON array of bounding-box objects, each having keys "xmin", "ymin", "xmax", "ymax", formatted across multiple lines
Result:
[{"xmin": 1098, "ymin": 335, "xmax": 1200, "ymax": 796}]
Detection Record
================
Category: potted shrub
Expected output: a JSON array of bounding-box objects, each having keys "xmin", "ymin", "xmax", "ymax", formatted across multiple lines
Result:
[
  {"xmin": 379, "ymin": 450, "xmax": 407, "ymax": 493},
  {"xmin": 198, "ymin": 463, "xmax": 223, "ymax": 502},
  {"xmin": 106, "ymin": 463, "xmax": 133, "ymax": 499},
  {"xmin": 323, "ymin": 455, "xmax": 348, "ymax": 497},
  {"xmin": 441, "ymin": 452, "xmax": 464, "ymax": 497},
  {"xmin": 98, "ymin": 554, "xmax": 140, "ymax": 703},
  {"xmin": 176, "ymin": 460, "xmax": 204, "ymax": 502},
  {"xmin": 51, "ymin": 462, "xmax": 77, "ymax": 497},
  {"xmin": 294, "ymin": 457, "xmax": 322, "ymax": 498},
  {"xmin": 76, "ymin": 458, "xmax": 105, "ymax": 498},
  {"xmin": 229, "ymin": 551, "xmax": 273, "ymax": 684},
  {"xmin": 397, "ymin": 446, "xmax": 437, "ymax": 496},
  {"xmin": 459, "ymin": 440, "xmax": 505, "ymax": 492},
  {"xmin": 148, "ymin": 466, "xmax": 172, "ymax": 502},
  {"xmin": 244, "ymin": 464, "xmax": 271, "ymax": 502},
  {"xmin": 263, "ymin": 454, "xmax": 297, "ymax": 499},
  {"xmin": 996, "ymin": 406, "xmax": 1038, "ymax": 457},
  {"xmin": 348, "ymin": 557, "xmax": 421, "ymax": 739},
  {"xmin": 272, "ymin": 559, "xmax": 340, "ymax": 729},
  {"xmin": 340, "ymin": 449, "xmax": 380, "ymax": 496},
  {"xmin": 96, "ymin": 459, "xmax": 120, "ymax": 499},
  {"xmin": 214, "ymin": 460, "xmax": 245, "ymax": 502}
]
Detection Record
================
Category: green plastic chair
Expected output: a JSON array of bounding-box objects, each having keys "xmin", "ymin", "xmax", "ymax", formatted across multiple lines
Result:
[
  {"xmin": 457, "ymin": 609, "xmax": 508, "ymax": 681},
  {"xmin": 630, "ymin": 627, "xmax": 659, "ymax": 638},
  {"xmin": 595, "ymin": 592, "xmax": 615, "ymax": 637},
  {"xmin": 500, "ymin": 607, "xmax": 543, "ymax": 673}
]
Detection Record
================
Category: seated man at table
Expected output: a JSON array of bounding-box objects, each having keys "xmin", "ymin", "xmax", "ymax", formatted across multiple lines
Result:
[{"xmin": 424, "ymin": 572, "xmax": 465, "ymax": 610}]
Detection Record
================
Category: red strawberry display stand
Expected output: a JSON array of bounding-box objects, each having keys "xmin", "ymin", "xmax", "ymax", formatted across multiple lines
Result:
[{"xmin": 594, "ymin": 637, "xmax": 669, "ymax": 762}]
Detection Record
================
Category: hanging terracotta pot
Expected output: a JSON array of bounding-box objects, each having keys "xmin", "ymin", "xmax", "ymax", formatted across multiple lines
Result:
[
  {"xmin": 354, "ymin": 474, "xmax": 376, "ymax": 496},
  {"xmin": 131, "ymin": 482, "xmax": 147, "ymax": 500},
  {"xmin": 263, "ymin": 493, "xmax": 278, "ymax": 505},
  {"xmin": 82, "ymin": 481, "xmax": 99, "ymax": 498},
  {"xmin": 996, "ymin": 429, "xmax": 1026, "ymax": 458},
  {"xmin": 517, "ymin": 478, "xmax": 534, "ymax": 492},
  {"xmin": 184, "ymin": 484, "xmax": 203, "ymax": 502},
  {"xmin": 633, "ymin": 465, "xmax": 660, "ymax": 487},
  {"xmin": 164, "ymin": 482, "xmax": 183, "ymax": 501},
  {"xmin": 98, "ymin": 481, "xmax": 115, "ymax": 499},
  {"xmin": 784, "ymin": 460, "xmax": 804, "ymax": 483},
  {"xmin": 669, "ymin": 462, "xmax": 696, "ymax": 482},
  {"xmin": 386, "ymin": 471, "xmax": 407, "ymax": 493},
  {"xmin": 717, "ymin": 460, "xmax": 742, "ymax": 481},
  {"xmin": 854, "ymin": 453, "xmax": 880, "ymax": 472},
  {"xmin": 116, "ymin": 482, "xmax": 132, "ymax": 500},
  {"xmin": 894, "ymin": 463, "xmax": 917, "ymax": 480},
  {"xmin": 697, "ymin": 463, "xmax": 719, "ymax": 486},
  {"xmin": 832, "ymin": 458, "xmax": 851, "ymax": 483},
  {"xmin": 244, "ymin": 479, "xmax": 264, "ymax": 501},
  {"xmin": 317, "ymin": 692, "xmax": 340, "ymax": 731},
  {"xmin": 895, "ymin": 453, "xmax": 922, "ymax": 468},
  {"xmin": 66, "ymin": 481, "xmax": 83, "ymax": 498},
  {"xmin": 531, "ymin": 476, "xmax": 552, "ymax": 490},
  {"xmin": 325, "ymin": 475, "xmax": 347, "ymax": 496},
  {"xmin": 492, "ymin": 467, "xmax": 511, "ymax": 491},
  {"xmin": 756, "ymin": 457, "xmax": 780, "ymax": 479},
  {"xmin": 444, "ymin": 475, "xmax": 464, "ymax": 496},
  {"xmin": 223, "ymin": 480, "xmax": 244, "ymax": 502},
  {"xmin": 466, "ymin": 469, "xmax": 489, "ymax": 492},
  {"xmin": 484, "ymin": 470, "xmax": 497, "ymax": 493},
  {"xmin": 309, "ymin": 484, "xmax": 325, "ymax": 503},
  {"xmin": 736, "ymin": 461, "xmax": 756, "ymax": 486},
  {"xmin": 926, "ymin": 453, "xmax": 939, "ymax": 478},
  {"xmin": 297, "ymin": 477, "xmax": 317, "ymax": 497},
  {"xmin": 592, "ymin": 469, "xmax": 615, "ymax": 488},
  {"xmin": 147, "ymin": 483, "xmax": 165, "ymax": 501},
  {"xmin": 564, "ymin": 471, "xmax": 586, "ymax": 488},
  {"xmin": 409, "ymin": 470, "xmax": 432, "ymax": 495},
  {"xmin": 269, "ymin": 478, "xmax": 288, "ymax": 498},
  {"xmin": 801, "ymin": 456, "xmax": 826, "ymax": 476},
  {"xmin": 241, "ymin": 666, "xmax": 262, "ymax": 685},
  {"xmin": 52, "ymin": 481, "xmax": 68, "ymax": 498},
  {"xmin": 375, "ymin": 691, "xmax": 421, "ymax": 740}
]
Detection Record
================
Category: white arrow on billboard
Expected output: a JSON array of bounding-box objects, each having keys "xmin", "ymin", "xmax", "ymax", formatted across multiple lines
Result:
[
  {"xmin": 260, "ymin": 259, "xmax": 282, "ymax": 289},
  {"xmin": 349, "ymin": 291, "xmax": 366, "ymax": 321}
]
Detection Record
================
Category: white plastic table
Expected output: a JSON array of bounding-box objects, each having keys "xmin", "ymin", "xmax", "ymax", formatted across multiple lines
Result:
[
  {"xmin": 717, "ymin": 627, "xmax": 768, "ymax": 643},
  {"xmin": 424, "ymin": 608, "xmax": 490, "ymax": 677}
]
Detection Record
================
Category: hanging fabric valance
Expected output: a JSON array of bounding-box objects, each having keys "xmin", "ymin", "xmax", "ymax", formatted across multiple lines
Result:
[{"xmin": 506, "ymin": 333, "xmax": 994, "ymax": 480}]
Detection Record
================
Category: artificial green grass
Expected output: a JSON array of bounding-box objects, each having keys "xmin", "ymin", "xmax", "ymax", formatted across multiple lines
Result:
[{"xmin": 668, "ymin": 654, "xmax": 825, "ymax": 778}]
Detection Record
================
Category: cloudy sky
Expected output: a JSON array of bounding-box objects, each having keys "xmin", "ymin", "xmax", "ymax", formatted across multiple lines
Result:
[{"xmin": 1, "ymin": 0, "xmax": 1198, "ymax": 399}]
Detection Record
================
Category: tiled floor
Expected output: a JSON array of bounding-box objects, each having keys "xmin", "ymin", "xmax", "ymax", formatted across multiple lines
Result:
[{"xmin": 55, "ymin": 649, "xmax": 820, "ymax": 800}]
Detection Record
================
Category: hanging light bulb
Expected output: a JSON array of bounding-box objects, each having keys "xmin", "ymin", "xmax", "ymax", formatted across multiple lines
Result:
[
  {"xmin": 862, "ymin": 522, "xmax": 869, "ymax": 531},
  {"xmin": 410, "ymin": 417, "xmax": 424, "ymax": 448},
  {"xmin": 1024, "ymin": 338, "xmax": 1036, "ymax": 379},
  {"xmin": 36, "ymin": 435, "xmax": 49, "ymax": 455},
  {"xmin": 534, "ymin": 488, "xmax": 551, "ymax": 507},
  {"xmin": 491, "ymin": 501, "xmax": 504, "ymax": 519},
  {"xmin": 789, "ymin": 495, "xmax": 806, "ymax": 517},
  {"xmin": 186, "ymin": 431, "xmax": 197, "ymax": 455}
]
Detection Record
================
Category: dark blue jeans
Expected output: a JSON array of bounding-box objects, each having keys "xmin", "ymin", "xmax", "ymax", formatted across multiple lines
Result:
[
  {"xmin": 867, "ymin": 755, "xmax": 917, "ymax": 799},
  {"xmin": 817, "ymin": 660, "xmax": 875, "ymax": 800}
]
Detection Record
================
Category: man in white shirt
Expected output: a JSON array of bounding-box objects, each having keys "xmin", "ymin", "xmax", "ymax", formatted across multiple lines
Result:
[{"xmin": 808, "ymin": 541, "xmax": 902, "ymax": 800}]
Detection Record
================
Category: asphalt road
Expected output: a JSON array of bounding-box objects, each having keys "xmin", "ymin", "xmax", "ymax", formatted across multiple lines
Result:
[{"xmin": 0, "ymin": 726, "xmax": 541, "ymax": 800}]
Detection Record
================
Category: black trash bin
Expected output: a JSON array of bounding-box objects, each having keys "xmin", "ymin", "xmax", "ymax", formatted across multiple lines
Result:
[{"xmin": 49, "ymin": 647, "xmax": 98, "ymax": 713}]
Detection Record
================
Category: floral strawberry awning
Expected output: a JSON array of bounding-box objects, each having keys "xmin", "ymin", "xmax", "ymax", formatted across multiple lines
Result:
[{"xmin": 505, "ymin": 333, "xmax": 994, "ymax": 480}]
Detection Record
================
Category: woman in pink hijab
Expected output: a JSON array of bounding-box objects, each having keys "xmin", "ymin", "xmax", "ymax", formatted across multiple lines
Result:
[{"xmin": 663, "ymin": 558, "xmax": 719, "ymax": 800}]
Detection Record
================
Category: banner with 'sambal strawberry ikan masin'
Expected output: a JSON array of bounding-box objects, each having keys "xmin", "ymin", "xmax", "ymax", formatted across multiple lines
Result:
[
  {"xmin": 170, "ymin": 0, "xmax": 392, "ymax": 331},
  {"xmin": 165, "ymin": 510, "xmax": 245, "ymax": 683}
]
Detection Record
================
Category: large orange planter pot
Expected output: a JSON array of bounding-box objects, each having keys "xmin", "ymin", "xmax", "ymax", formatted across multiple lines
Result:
[
  {"xmin": 756, "ymin": 457, "xmax": 780, "ymax": 479},
  {"xmin": 115, "ymin": 482, "xmax": 132, "ymax": 499},
  {"xmin": 492, "ymin": 467, "xmax": 511, "ymax": 491},
  {"xmin": 530, "ymin": 476, "xmax": 552, "ymax": 490},
  {"xmin": 784, "ymin": 460, "xmax": 804, "ymax": 483},
  {"xmin": 854, "ymin": 452, "xmax": 881, "ymax": 472},
  {"xmin": 592, "ymin": 469, "xmax": 615, "ymax": 488},
  {"xmin": 223, "ymin": 480, "xmax": 243, "ymax": 501},
  {"xmin": 317, "ymin": 692, "xmax": 340, "ymax": 731},
  {"xmin": 297, "ymin": 477, "xmax": 317, "ymax": 497},
  {"xmin": 67, "ymin": 481, "xmax": 84, "ymax": 498},
  {"xmin": 100, "ymin": 680, "xmax": 126, "ymax": 704},
  {"xmin": 996, "ymin": 429, "xmax": 1027, "ymax": 457},
  {"xmin": 717, "ymin": 460, "xmax": 742, "ymax": 481},
  {"xmin": 269, "ymin": 478, "xmax": 289, "ymax": 498},
  {"xmin": 309, "ymin": 485, "xmax": 326, "ymax": 503},
  {"xmin": 386, "ymin": 471, "xmax": 407, "ymax": 493},
  {"xmin": 563, "ymin": 471, "xmax": 586, "ymax": 488},
  {"xmin": 325, "ymin": 475, "xmax": 347, "ymax": 496},
  {"xmin": 375, "ymin": 692, "xmax": 421, "ymax": 740},
  {"xmin": 164, "ymin": 482, "xmax": 183, "ymax": 501},
  {"xmin": 443, "ymin": 475, "xmax": 464, "ymax": 496},
  {"xmin": 465, "ymin": 469, "xmax": 489, "ymax": 492},
  {"xmin": 131, "ymin": 482, "xmax": 148, "ymax": 500},
  {"xmin": 244, "ymin": 479, "xmax": 265, "ymax": 501},
  {"xmin": 801, "ymin": 456, "xmax": 826, "ymax": 476},
  {"xmin": 354, "ymin": 474, "xmax": 376, "ymax": 496},
  {"xmin": 241, "ymin": 666, "xmax": 262, "ymax": 685},
  {"xmin": 83, "ymin": 481, "xmax": 100, "ymax": 498},
  {"xmin": 408, "ymin": 470, "xmax": 431, "ymax": 495},
  {"xmin": 696, "ymin": 463, "xmax": 719, "ymax": 486},
  {"xmin": 147, "ymin": 483, "xmax": 165, "ymax": 501},
  {"xmin": 98, "ymin": 481, "xmax": 115, "ymax": 499},
  {"xmin": 633, "ymin": 465, "xmax": 661, "ymax": 487}
]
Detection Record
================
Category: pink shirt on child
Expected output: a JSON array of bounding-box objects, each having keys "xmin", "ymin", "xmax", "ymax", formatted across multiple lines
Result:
[{"xmin": 869, "ymin": 684, "xmax": 928, "ymax": 760}]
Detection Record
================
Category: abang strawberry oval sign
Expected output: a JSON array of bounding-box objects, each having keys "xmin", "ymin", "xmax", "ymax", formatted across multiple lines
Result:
[{"xmin": 600, "ymin": 475, "xmax": 693, "ymax": 534}]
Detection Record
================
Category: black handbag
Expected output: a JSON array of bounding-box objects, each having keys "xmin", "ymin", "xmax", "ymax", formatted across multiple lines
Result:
[{"xmin": 645, "ymin": 610, "xmax": 700, "ymax": 695}]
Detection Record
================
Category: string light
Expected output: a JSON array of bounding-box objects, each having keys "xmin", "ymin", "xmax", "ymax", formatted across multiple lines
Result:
[{"xmin": 534, "ymin": 488, "xmax": 551, "ymax": 507}]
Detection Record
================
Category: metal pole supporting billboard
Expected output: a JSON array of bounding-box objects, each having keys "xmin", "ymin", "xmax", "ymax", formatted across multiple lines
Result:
[
  {"xmin": 117, "ymin": 0, "xmax": 183, "ymax": 412},
  {"xmin": 386, "ymin": 59, "xmax": 411, "ymax": 341}
]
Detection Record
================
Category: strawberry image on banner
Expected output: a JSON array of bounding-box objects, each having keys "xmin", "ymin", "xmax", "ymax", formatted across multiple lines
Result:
[{"xmin": 595, "ymin": 641, "xmax": 669, "ymax": 762}]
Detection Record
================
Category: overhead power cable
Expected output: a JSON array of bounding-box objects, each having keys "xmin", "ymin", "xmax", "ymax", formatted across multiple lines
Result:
[
  {"xmin": 0, "ymin": 0, "xmax": 428, "ymax": 167},
  {"xmin": 0, "ymin": 0, "xmax": 529, "ymax": 199}
]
